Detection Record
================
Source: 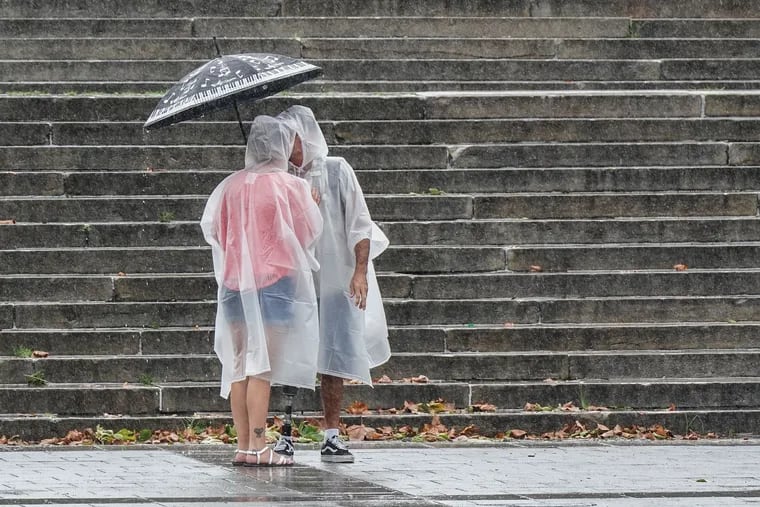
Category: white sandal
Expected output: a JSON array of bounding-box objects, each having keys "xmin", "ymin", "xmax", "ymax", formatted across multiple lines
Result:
[
  {"xmin": 231, "ymin": 449, "xmax": 249, "ymax": 466},
  {"xmin": 244, "ymin": 446, "xmax": 294, "ymax": 467}
]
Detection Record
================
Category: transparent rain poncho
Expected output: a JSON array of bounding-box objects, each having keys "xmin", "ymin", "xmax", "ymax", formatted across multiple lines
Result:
[
  {"xmin": 200, "ymin": 115, "xmax": 324, "ymax": 399},
  {"xmin": 277, "ymin": 105, "xmax": 391, "ymax": 385}
]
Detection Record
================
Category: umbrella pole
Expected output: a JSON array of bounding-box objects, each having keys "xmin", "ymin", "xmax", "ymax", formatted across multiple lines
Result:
[
  {"xmin": 233, "ymin": 101, "xmax": 248, "ymax": 144},
  {"xmin": 213, "ymin": 36, "xmax": 248, "ymax": 144},
  {"xmin": 281, "ymin": 385, "xmax": 298, "ymax": 444}
]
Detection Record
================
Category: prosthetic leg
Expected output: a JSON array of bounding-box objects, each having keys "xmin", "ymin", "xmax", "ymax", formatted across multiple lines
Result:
[{"xmin": 273, "ymin": 385, "xmax": 298, "ymax": 458}]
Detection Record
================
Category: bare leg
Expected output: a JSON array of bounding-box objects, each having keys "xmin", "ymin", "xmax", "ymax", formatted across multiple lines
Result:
[
  {"xmin": 246, "ymin": 376, "xmax": 271, "ymax": 451},
  {"xmin": 230, "ymin": 379, "xmax": 250, "ymax": 446},
  {"xmin": 320, "ymin": 374, "xmax": 344, "ymax": 429}
]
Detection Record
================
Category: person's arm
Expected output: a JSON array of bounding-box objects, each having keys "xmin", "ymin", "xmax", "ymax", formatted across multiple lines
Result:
[{"xmin": 349, "ymin": 238, "xmax": 370, "ymax": 310}]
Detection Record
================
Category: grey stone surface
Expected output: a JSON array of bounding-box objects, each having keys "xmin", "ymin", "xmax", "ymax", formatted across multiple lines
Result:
[
  {"xmin": 410, "ymin": 271, "xmax": 760, "ymax": 299},
  {"xmin": 0, "ymin": 384, "xmax": 159, "ymax": 415},
  {"xmin": 472, "ymin": 379, "xmax": 760, "ymax": 410},
  {"xmin": 0, "ymin": 247, "xmax": 212, "ymax": 275},
  {"xmin": 442, "ymin": 323, "xmax": 760, "ymax": 353},
  {"xmin": 633, "ymin": 19, "xmax": 760, "ymax": 38},
  {"xmin": 358, "ymin": 166, "xmax": 760, "ymax": 194},
  {"xmin": 0, "ymin": 355, "xmax": 219, "ymax": 384},
  {"xmin": 473, "ymin": 192, "xmax": 758, "ymax": 218},
  {"xmin": 380, "ymin": 218, "xmax": 760, "ymax": 246},
  {"xmin": 1, "ymin": 442, "xmax": 757, "ymax": 507},
  {"xmin": 507, "ymin": 243, "xmax": 760, "ymax": 271},
  {"xmin": 450, "ymin": 142, "xmax": 730, "ymax": 169},
  {"xmin": 194, "ymin": 16, "xmax": 631, "ymax": 38}
]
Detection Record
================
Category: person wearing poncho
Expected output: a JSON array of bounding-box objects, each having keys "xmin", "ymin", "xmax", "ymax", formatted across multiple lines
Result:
[
  {"xmin": 276, "ymin": 105, "xmax": 392, "ymax": 463},
  {"xmin": 200, "ymin": 115, "xmax": 323, "ymax": 466}
]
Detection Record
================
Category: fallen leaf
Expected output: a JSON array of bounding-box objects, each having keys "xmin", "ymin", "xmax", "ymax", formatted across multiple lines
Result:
[
  {"xmin": 470, "ymin": 402, "xmax": 497, "ymax": 412},
  {"xmin": 117, "ymin": 272, "xmax": 127, "ymax": 277},
  {"xmin": 0, "ymin": 219, "xmax": 16, "ymax": 225},
  {"xmin": 403, "ymin": 400, "xmax": 419, "ymax": 413},
  {"xmin": 32, "ymin": 350, "xmax": 49, "ymax": 358},
  {"xmin": 345, "ymin": 401, "xmax": 369, "ymax": 415},
  {"xmin": 673, "ymin": 263, "xmax": 688, "ymax": 271},
  {"xmin": 667, "ymin": 403, "xmax": 677, "ymax": 411},
  {"xmin": 507, "ymin": 429, "xmax": 527, "ymax": 439},
  {"xmin": 503, "ymin": 321, "xmax": 514, "ymax": 328},
  {"xmin": 561, "ymin": 401, "xmax": 580, "ymax": 412},
  {"xmin": 375, "ymin": 374, "xmax": 393, "ymax": 384},
  {"xmin": 346, "ymin": 424, "xmax": 369, "ymax": 441},
  {"xmin": 347, "ymin": 379, "xmax": 362, "ymax": 384},
  {"xmin": 402, "ymin": 375, "xmax": 429, "ymax": 383},
  {"xmin": 529, "ymin": 265, "xmax": 543, "ymax": 272}
]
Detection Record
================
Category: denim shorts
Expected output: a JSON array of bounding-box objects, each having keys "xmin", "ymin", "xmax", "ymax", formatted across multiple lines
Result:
[{"xmin": 220, "ymin": 276, "xmax": 295, "ymax": 326}]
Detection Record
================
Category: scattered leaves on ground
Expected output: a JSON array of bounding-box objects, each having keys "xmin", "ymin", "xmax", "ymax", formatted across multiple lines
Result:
[{"xmin": 32, "ymin": 350, "xmax": 49, "ymax": 358}]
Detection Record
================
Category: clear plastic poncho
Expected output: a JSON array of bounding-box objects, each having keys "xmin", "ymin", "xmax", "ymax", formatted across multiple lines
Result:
[
  {"xmin": 277, "ymin": 105, "xmax": 391, "ymax": 385},
  {"xmin": 200, "ymin": 115, "xmax": 324, "ymax": 399}
]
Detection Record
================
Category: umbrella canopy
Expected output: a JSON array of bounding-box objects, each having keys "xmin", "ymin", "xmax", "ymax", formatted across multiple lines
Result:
[{"xmin": 144, "ymin": 53, "xmax": 322, "ymax": 134}]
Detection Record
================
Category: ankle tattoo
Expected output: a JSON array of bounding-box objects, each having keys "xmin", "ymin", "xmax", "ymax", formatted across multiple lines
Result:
[{"xmin": 254, "ymin": 427, "xmax": 265, "ymax": 438}]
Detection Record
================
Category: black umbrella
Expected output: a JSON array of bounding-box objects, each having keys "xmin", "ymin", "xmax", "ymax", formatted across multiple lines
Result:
[{"xmin": 144, "ymin": 41, "xmax": 322, "ymax": 143}]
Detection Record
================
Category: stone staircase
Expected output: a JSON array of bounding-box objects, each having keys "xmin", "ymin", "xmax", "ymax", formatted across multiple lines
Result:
[{"xmin": 1, "ymin": 0, "xmax": 760, "ymax": 440}]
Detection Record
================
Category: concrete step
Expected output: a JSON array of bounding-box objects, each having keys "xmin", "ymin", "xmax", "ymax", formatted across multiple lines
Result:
[
  {"xmin": 2, "ymin": 92, "xmax": 740, "ymax": 122},
  {"xmin": 418, "ymin": 323, "xmax": 760, "ymax": 354},
  {"xmin": 0, "ymin": 327, "xmax": 214, "ymax": 356},
  {"xmin": 358, "ymin": 167, "xmax": 760, "ymax": 194},
  {"xmin": 4, "ymin": 296, "xmax": 760, "ymax": 329},
  {"xmin": 5, "ymin": 142, "xmax": 757, "ymax": 171},
  {"xmin": 0, "ymin": 246, "xmax": 504, "ymax": 275},
  {"xmin": 384, "ymin": 296, "xmax": 760, "ymax": 326},
  {"xmin": 2, "ymin": 409, "xmax": 759, "ymax": 441},
  {"xmin": 15, "ymin": 118, "xmax": 760, "ymax": 147},
  {"xmin": 0, "ymin": 354, "xmax": 220, "ymax": 384},
  {"xmin": 0, "ymin": 0, "xmax": 279, "ymax": 17},
  {"xmin": 4, "ymin": 377, "xmax": 758, "ymax": 416},
  {"xmin": 2, "ymin": 0, "xmax": 760, "ymax": 18},
  {"xmin": 0, "ymin": 246, "xmax": 213, "ymax": 274},
  {"xmin": 0, "ymin": 59, "xmax": 685, "ymax": 83},
  {"xmin": 3, "ymin": 323, "xmax": 760, "ymax": 357},
  {"xmin": 4, "ymin": 217, "xmax": 760, "ymax": 249},
  {"xmin": 9, "ymin": 38, "xmax": 760, "ymax": 61},
  {"xmin": 2, "ymin": 349, "xmax": 758, "ymax": 385},
  {"xmin": 4, "ymin": 58, "xmax": 760, "ymax": 84},
  {"xmin": 382, "ymin": 217, "xmax": 760, "ymax": 246},
  {"xmin": 372, "ymin": 350, "xmax": 760, "ymax": 381},
  {"xmin": 508, "ymin": 243, "xmax": 760, "ymax": 272},
  {"xmin": 0, "ymin": 17, "xmax": 631, "ymax": 39},
  {"xmin": 5, "ymin": 269, "xmax": 760, "ymax": 302},
  {"xmin": 9, "ymin": 79, "xmax": 760, "ymax": 93},
  {"xmin": 2, "ymin": 192, "xmax": 754, "ymax": 223},
  {"xmin": 633, "ymin": 19, "xmax": 760, "ymax": 38},
  {"xmin": 6, "ymin": 166, "xmax": 758, "ymax": 198}
]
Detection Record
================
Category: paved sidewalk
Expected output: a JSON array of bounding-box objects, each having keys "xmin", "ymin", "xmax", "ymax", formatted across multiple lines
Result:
[{"xmin": 0, "ymin": 440, "xmax": 758, "ymax": 506}]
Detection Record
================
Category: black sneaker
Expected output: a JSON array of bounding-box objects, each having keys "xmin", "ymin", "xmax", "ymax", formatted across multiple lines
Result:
[
  {"xmin": 320, "ymin": 435, "xmax": 354, "ymax": 463},
  {"xmin": 273, "ymin": 436, "xmax": 294, "ymax": 458}
]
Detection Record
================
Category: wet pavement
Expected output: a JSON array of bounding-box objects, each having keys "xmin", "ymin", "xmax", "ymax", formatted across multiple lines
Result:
[{"xmin": 0, "ymin": 440, "xmax": 758, "ymax": 506}]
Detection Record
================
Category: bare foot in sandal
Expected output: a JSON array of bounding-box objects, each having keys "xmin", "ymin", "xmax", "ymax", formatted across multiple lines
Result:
[
  {"xmin": 232, "ymin": 449, "xmax": 249, "ymax": 466},
  {"xmin": 244, "ymin": 446, "xmax": 294, "ymax": 467}
]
